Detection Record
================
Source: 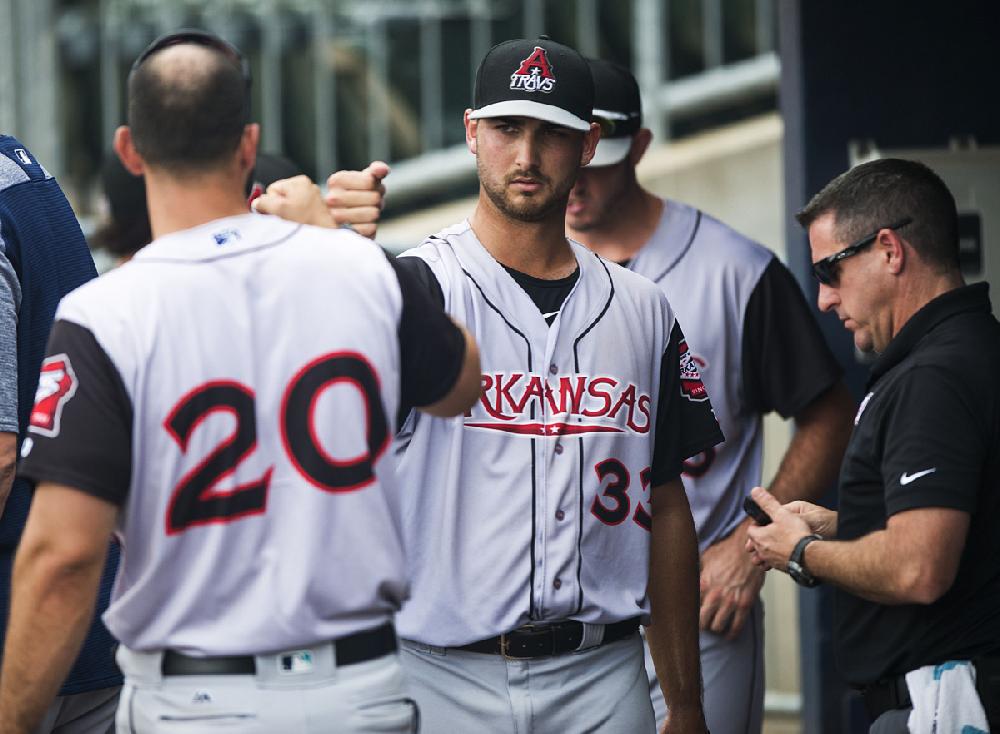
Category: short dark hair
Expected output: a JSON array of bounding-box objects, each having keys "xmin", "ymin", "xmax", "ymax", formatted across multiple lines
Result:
[
  {"xmin": 796, "ymin": 158, "xmax": 959, "ymax": 270},
  {"xmin": 128, "ymin": 43, "xmax": 248, "ymax": 172}
]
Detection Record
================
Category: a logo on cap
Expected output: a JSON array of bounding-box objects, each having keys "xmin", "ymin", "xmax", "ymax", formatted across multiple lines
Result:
[{"xmin": 510, "ymin": 46, "xmax": 556, "ymax": 93}]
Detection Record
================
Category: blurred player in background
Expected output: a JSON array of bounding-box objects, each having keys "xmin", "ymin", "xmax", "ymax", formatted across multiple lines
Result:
[{"xmin": 565, "ymin": 59, "xmax": 855, "ymax": 732}]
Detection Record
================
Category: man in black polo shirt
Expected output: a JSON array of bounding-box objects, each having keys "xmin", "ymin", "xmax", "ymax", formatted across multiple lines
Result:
[{"xmin": 745, "ymin": 158, "xmax": 1000, "ymax": 732}]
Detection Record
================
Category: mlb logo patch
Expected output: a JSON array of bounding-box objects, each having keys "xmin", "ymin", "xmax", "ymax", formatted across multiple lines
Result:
[
  {"xmin": 213, "ymin": 228, "xmax": 241, "ymax": 246},
  {"xmin": 13, "ymin": 148, "xmax": 31, "ymax": 166},
  {"xmin": 510, "ymin": 46, "xmax": 556, "ymax": 93},
  {"xmin": 279, "ymin": 650, "xmax": 314, "ymax": 675}
]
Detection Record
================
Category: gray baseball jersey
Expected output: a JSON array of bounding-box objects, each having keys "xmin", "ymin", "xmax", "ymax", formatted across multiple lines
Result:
[
  {"xmin": 632, "ymin": 199, "xmax": 842, "ymax": 733},
  {"xmin": 20, "ymin": 212, "xmax": 466, "ymax": 656},
  {"xmin": 629, "ymin": 199, "xmax": 841, "ymax": 551},
  {"xmin": 393, "ymin": 220, "xmax": 723, "ymax": 647}
]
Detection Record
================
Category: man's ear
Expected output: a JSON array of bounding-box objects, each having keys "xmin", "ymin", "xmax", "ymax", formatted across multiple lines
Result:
[
  {"xmin": 464, "ymin": 110, "xmax": 478, "ymax": 155},
  {"xmin": 628, "ymin": 128, "xmax": 653, "ymax": 167},
  {"xmin": 880, "ymin": 228, "xmax": 906, "ymax": 275},
  {"xmin": 113, "ymin": 126, "xmax": 145, "ymax": 176},
  {"xmin": 238, "ymin": 123, "xmax": 260, "ymax": 172},
  {"xmin": 580, "ymin": 122, "xmax": 602, "ymax": 166}
]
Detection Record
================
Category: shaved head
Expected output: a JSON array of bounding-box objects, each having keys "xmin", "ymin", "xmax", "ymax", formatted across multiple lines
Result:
[{"xmin": 128, "ymin": 41, "xmax": 249, "ymax": 173}]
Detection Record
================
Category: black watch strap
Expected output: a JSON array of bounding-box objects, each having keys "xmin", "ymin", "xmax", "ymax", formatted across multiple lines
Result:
[{"xmin": 788, "ymin": 533, "xmax": 823, "ymax": 587}]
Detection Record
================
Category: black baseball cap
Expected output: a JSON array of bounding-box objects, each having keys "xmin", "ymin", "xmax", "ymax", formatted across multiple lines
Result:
[
  {"xmin": 470, "ymin": 38, "xmax": 594, "ymax": 132},
  {"xmin": 587, "ymin": 59, "xmax": 643, "ymax": 167}
]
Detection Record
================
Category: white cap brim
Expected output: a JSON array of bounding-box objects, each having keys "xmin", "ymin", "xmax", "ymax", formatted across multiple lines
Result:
[
  {"xmin": 470, "ymin": 100, "xmax": 591, "ymax": 132},
  {"xmin": 586, "ymin": 136, "xmax": 632, "ymax": 167}
]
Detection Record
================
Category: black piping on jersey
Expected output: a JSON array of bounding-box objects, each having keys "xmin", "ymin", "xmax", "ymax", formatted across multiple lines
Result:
[
  {"xmin": 647, "ymin": 209, "xmax": 702, "ymax": 284},
  {"xmin": 458, "ymin": 265, "xmax": 540, "ymax": 621},
  {"xmin": 135, "ymin": 225, "xmax": 304, "ymax": 264},
  {"xmin": 571, "ymin": 253, "xmax": 616, "ymax": 615}
]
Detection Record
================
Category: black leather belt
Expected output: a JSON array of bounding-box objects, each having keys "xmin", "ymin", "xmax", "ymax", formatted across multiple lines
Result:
[
  {"xmin": 161, "ymin": 623, "xmax": 397, "ymax": 676},
  {"xmin": 862, "ymin": 655, "xmax": 1000, "ymax": 726},
  {"xmin": 456, "ymin": 617, "xmax": 639, "ymax": 659},
  {"xmin": 860, "ymin": 675, "xmax": 911, "ymax": 722}
]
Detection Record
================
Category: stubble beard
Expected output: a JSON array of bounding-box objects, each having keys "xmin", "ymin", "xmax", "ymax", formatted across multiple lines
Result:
[{"xmin": 478, "ymin": 159, "xmax": 576, "ymax": 223}]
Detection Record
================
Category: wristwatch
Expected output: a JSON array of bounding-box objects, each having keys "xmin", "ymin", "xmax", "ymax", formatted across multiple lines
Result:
[{"xmin": 787, "ymin": 534, "xmax": 823, "ymax": 587}]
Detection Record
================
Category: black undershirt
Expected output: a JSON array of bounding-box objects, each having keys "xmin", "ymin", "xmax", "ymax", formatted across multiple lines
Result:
[
  {"xmin": 394, "ymin": 255, "xmax": 580, "ymax": 325},
  {"xmin": 501, "ymin": 264, "xmax": 579, "ymax": 325}
]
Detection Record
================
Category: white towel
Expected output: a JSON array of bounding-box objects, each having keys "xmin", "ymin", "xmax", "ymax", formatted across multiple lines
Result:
[{"xmin": 906, "ymin": 660, "xmax": 990, "ymax": 733}]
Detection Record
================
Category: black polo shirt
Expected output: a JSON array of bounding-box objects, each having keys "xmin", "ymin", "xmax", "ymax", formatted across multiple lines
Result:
[{"xmin": 834, "ymin": 283, "xmax": 1000, "ymax": 685}]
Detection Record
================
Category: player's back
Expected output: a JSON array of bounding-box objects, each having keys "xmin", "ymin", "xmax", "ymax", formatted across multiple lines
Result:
[{"xmin": 53, "ymin": 213, "xmax": 406, "ymax": 655}]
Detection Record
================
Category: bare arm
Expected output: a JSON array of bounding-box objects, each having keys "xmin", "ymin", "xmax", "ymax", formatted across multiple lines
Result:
[
  {"xmin": 0, "ymin": 432, "xmax": 14, "ymax": 516},
  {"xmin": 746, "ymin": 487, "xmax": 968, "ymax": 605},
  {"xmin": 767, "ymin": 380, "xmax": 854, "ymax": 504},
  {"xmin": 645, "ymin": 478, "xmax": 708, "ymax": 733},
  {"xmin": 415, "ymin": 322, "xmax": 481, "ymax": 418},
  {"xmin": 699, "ymin": 380, "xmax": 854, "ymax": 638},
  {"xmin": 0, "ymin": 484, "xmax": 116, "ymax": 733}
]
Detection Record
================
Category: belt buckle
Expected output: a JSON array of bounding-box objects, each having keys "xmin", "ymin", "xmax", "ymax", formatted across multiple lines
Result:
[
  {"xmin": 498, "ymin": 633, "xmax": 520, "ymax": 660},
  {"xmin": 500, "ymin": 624, "xmax": 556, "ymax": 660}
]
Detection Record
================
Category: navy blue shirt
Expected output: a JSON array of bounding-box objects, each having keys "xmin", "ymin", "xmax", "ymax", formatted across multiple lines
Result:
[{"xmin": 0, "ymin": 136, "xmax": 121, "ymax": 694}]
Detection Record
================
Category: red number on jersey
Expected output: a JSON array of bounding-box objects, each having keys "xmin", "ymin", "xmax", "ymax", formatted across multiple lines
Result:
[
  {"xmin": 165, "ymin": 352, "xmax": 386, "ymax": 534},
  {"xmin": 164, "ymin": 381, "xmax": 273, "ymax": 535},
  {"xmin": 590, "ymin": 459, "xmax": 653, "ymax": 532}
]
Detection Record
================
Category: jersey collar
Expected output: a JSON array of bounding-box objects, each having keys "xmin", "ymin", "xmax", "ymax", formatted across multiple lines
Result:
[{"xmin": 626, "ymin": 198, "xmax": 701, "ymax": 283}]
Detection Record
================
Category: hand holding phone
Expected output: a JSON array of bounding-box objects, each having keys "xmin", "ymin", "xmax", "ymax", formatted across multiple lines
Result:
[{"xmin": 743, "ymin": 496, "xmax": 772, "ymax": 526}]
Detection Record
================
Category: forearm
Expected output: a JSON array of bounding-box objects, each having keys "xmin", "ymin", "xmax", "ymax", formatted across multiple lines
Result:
[
  {"xmin": 646, "ymin": 479, "xmax": 703, "ymax": 712},
  {"xmin": 804, "ymin": 532, "xmax": 927, "ymax": 605},
  {"xmin": 0, "ymin": 541, "xmax": 108, "ymax": 731},
  {"xmin": 768, "ymin": 382, "xmax": 853, "ymax": 504}
]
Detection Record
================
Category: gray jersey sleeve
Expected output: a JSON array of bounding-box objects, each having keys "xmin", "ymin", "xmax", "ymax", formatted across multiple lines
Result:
[{"xmin": 0, "ymin": 232, "xmax": 21, "ymax": 433}]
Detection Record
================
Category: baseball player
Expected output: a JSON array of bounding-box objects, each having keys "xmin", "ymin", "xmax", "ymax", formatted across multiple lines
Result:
[
  {"xmin": 265, "ymin": 37, "xmax": 724, "ymax": 733},
  {"xmin": 0, "ymin": 30, "xmax": 479, "ymax": 734},
  {"xmin": 565, "ymin": 60, "xmax": 855, "ymax": 732}
]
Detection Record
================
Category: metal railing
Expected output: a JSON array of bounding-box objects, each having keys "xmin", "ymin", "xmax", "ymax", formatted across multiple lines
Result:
[{"xmin": 0, "ymin": 0, "xmax": 779, "ymax": 206}]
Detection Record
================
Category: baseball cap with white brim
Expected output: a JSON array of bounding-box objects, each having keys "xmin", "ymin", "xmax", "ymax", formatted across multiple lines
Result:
[
  {"xmin": 469, "ymin": 38, "xmax": 594, "ymax": 132},
  {"xmin": 586, "ymin": 59, "xmax": 643, "ymax": 167}
]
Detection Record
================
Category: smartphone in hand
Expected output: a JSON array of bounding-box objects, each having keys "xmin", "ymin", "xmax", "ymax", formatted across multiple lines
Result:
[{"xmin": 743, "ymin": 496, "xmax": 772, "ymax": 526}]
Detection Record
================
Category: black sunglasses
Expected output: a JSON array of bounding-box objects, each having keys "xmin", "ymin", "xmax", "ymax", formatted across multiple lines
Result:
[
  {"xmin": 811, "ymin": 217, "xmax": 913, "ymax": 286},
  {"xmin": 131, "ymin": 29, "xmax": 252, "ymax": 122}
]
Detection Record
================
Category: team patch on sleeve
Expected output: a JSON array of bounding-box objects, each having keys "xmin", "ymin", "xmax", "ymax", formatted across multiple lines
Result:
[
  {"xmin": 678, "ymin": 339, "xmax": 708, "ymax": 402},
  {"xmin": 29, "ymin": 353, "xmax": 78, "ymax": 437}
]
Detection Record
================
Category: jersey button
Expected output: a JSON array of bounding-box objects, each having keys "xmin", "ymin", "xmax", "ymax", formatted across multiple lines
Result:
[
  {"xmin": 555, "ymin": 510, "xmax": 565, "ymax": 521},
  {"xmin": 553, "ymin": 578, "xmax": 562, "ymax": 590},
  {"xmin": 554, "ymin": 443, "xmax": 564, "ymax": 455},
  {"xmin": 548, "ymin": 363, "xmax": 558, "ymax": 375}
]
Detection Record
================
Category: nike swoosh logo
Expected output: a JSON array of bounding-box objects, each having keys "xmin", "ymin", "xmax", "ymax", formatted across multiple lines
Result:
[{"xmin": 900, "ymin": 468, "xmax": 937, "ymax": 485}]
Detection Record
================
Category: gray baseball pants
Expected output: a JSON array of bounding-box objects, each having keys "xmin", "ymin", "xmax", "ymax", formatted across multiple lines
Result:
[
  {"xmin": 646, "ymin": 598, "xmax": 764, "ymax": 733},
  {"xmin": 114, "ymin": 644, "xmax": 417, "ymax": 733},
  {"xmin": 400, "ymin": 631, "xmax": 654, "ymax": 733}
]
